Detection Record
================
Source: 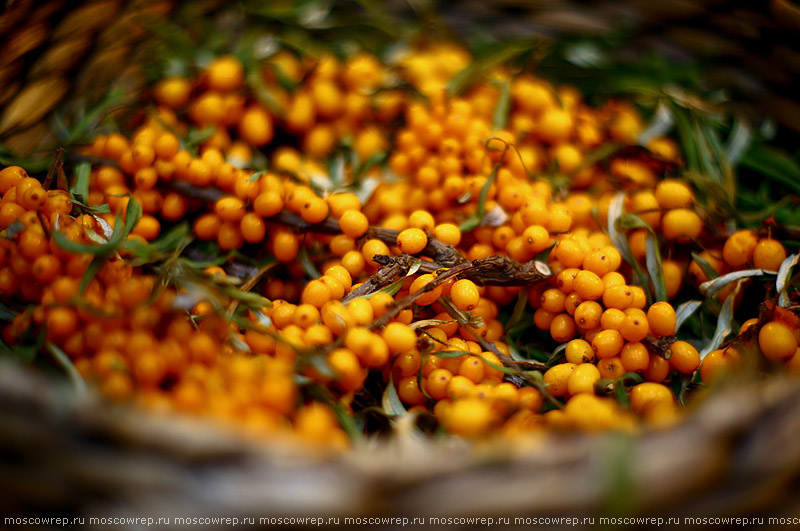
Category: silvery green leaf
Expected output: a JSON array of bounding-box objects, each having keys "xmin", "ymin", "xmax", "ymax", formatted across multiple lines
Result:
[
  {"xmin": 638, "ymin": 101, "xmax": 673, "ymax": 146},
  {"xmin": 94, "ymin": 215, "xmax": 114, "ymax": 239},
  {"xmin": 700, "ymin": 284, "xmax": 739, "ymax": 359},
  {"xmin": 608, "ymin": 192, "xmax": 634, "ymax": 265},
  {"xmin": 645, "ymin": 231, "xmax": 667, "ymax": 302},
  {"xmin": 699, "ymin": 269, "xmax": 772, "ymax": 298},
  {"xmin": 777, "ymin": 253, "xmax": 799, "ymax": 307},
  {"xmin": 725, "ymin": 119, "xmax": 752, "ymax": 166},
  {"xmin": 381, "ymin": 377, "xmax": 407, "ymax": 417},
  {"xmin": 355, "ymin": 176, "xmax": 380, "ymax": 206},
  {"xmin": 253, "ymin": 309, "xmax": 272, "ymax": 329},
  {"xmin": 675, "ymin": 300, "xmax": 702, "ymax": 332},
  {"xmin": 480, "ymin": 204, "xmax": 509, "ymax": 227}
]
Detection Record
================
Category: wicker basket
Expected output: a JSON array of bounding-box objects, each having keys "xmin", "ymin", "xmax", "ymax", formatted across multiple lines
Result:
[{"xmin": 3, "ymin": 1, "xmax": 800, "ymax": 526}]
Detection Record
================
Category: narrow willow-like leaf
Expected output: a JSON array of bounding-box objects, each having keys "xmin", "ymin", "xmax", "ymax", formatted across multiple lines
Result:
[
  {"xmin": 47, "ymin": 343, "xmax": 87, "ymax": 397},
  {"xmin": 699, "ymin": 269, "xmax": 771, "ymax": 298},
  {"xmin": 607, "ymin": 192, "xmax": 633, "ymax": 265},
  {"xmin": 70, "ymin": 161, "xmax": 91, "ymax": 202},
  {"xmin": 381, "ymin": 377, "xmax": 407, "ymax": 417},
  {"xmin": 691, "ymin": 252, "xmax": 720, "ymax": 282},
  {"xmin": 700, "ymin": 284, "xmax": 739, "ymax": 359},
  {"xmin": 298, "ymin": 247, "xmax": 321, "ymax": 279},
  {"xmin": 675, "ymin": 300, "xmax": 702, "ymax": 332},
  {"xmin": 492, "ymin": 79, "xmax": 510, "ymax": 131},
  {"xmin": 777, "ymin": 253, "xmax": 799, "ymax": 307},
  {"xmin": 645, "ymin": 231, "xmax": 667, "ymax": 302}
]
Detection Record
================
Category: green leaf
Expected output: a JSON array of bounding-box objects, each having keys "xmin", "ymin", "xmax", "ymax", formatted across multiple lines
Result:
[
  {"xmin": 46, "ymin": 343, "xmax": 87, "ymax": 397},
  {"xmin": 691, "ymin": 252, "xmax": 720, "ymax": 282},
  {"xmin": 459, "ymin": 159, "xmax": 501, "ymax": 233},
  {"xmin": 777, "ymin": 253, "xmax": 799, "ymax": 307},
  {"xmin": 0, "ymin": 302, "xmax": 18, "ymax": 322},
  {"xmin": 70, "ymin": 161, "xmax": 91, "ymax": 202},
  {"xmin": 298, "ymin": 246, "xmax": 321, "ymax": 279},
  {"xmin": 492, "ymin": 79, "xmax": 510, "ymax": 131},
  {"xmin": 699, "ymin": 268, "xmax": 772, "ymax": 298},
  {"xmin": 740, "ymin": 146, "xmax": 800, "ymax": 196},
  {"xmin": 448, "ymin": 39, "xmax": 537, "ymax": 95},
  {"xmin": 699, "ymin": 282, "xmax": 740, "ymax": 359},
  {"xmin": 381, "ymin": 376, "xmax": 408, "ymax": 417},
  {"xmin": 645, "ymin": 231, "xmax": 667, "ymax": 302},
  {"xmin": 506, "ymin": 290, "xmax": 528, "ymax": 330},
  {"xmin": 675, "ymin": 300, "xmax": 702, "ymax": 332}
]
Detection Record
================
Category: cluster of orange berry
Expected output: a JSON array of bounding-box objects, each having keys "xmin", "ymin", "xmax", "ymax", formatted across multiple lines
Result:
[{"xmin": 1, "ymin": 41, "xmax": 798, "ymax": 445}]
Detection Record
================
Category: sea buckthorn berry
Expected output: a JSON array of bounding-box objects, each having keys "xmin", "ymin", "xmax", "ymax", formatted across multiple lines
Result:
[
  {"xmin": 445, "ymin": 398, "xmax": 493, "ymax": 436},
  {"xmin": 361, "ymin": 238, "xmax": 390, "ymax": 269},
  {"xmin": 239, "ymin": 105, "xmax": 274, "ymax": 147},
  {"xmin": 397, "ymin": 228, "xmax": 428, "ymax": 255},
  {"xmin": 582, "ymin": 250, "xmax": 613, "ymax": 277},
  {"xmin": 646, "ymin": 302, "xmax": 676, "ymax": 337},
  {"xmin": 722, "ymin": 229, "xmax": 758, "ymax": 269},
  {"xmin": 543, "ymin": 363, "xmax": 577, "ymax": 397},
  {"xmin": 215, "ymin": 196, "xmax": 246, "ymax": 223},
  {"xmin": 540, "ymin": 288, "xmax": 566, "ymax": 314},
  {"xmin": 328, "ymin": 348, "xmax": 366, "ymax": 392},
  {"xmin": 592, "ymin": 329, "xmax": 624, "ymax": 359},
  {"xmin": 556, "ymin": 268, "xmax": 580, "ymax": 293},
  {"xmin": 408, "ymin": 210, "xmax": 435, "ymax": 231},
  {"xmin": 272, "ymin": 231, "xmax": 299, "ymax": 263},
  {"xmin": 662, "ymin": 260, "xmax": 683, "ymax": 299},
  {"xmin": 382, "ymin": 322, "xmax": 417, "ymax": 354},
  {"xmin": 620, "ymin": 342, "xmax": 650, "ymax": 373},
  {"xmin": 240, "ymin": 213, "xmax": 267, "ymax": 243},
  {"xmin": 669, "ymin": 340, "xmax": 701, "ymax": 374},
  {"xmin": 409, "ymin": 274, "xmax": 442, "ymax": 306},
  {"xmin": 759, "ymin": 321, "xmax": 798, "ymax": 362},
  {"xmin": 518, "ymin": 386, "xmax": 543, "ymax": 412},
  {"xmin": 522, "ymin": 225, "xmax": 551, "ymax": 253},
  {"xmin": 602, "ymin": 285, "xmax": 633, "ymax": 310},
  {"xmin": 564, "ymin": 292, "xmax": 583, "ymax": 316},
  {"xmin": 301, "ymin": 196, "xmax": 330, "ymax": 224},
  {"xmin": 45, "ymin": 307, "xmax": 78, "ymax": 340},
  {"xmin": 207, "ymin": 55, "xmax": 244, "ymax": 92},
  {"xmin": 574, "ymin": 301, "xmax": 602, "ymax": 329},
  {"xmin": 433, "ymin": 223, "xmax": 461, "ymax": 245},
  {"xmin": 597, "ymin": 356, "xmax": 625, "ymax": 380},
  {"xmin": 655, "ymin": 179, "xmax": 693, "ymax": 209},
  {"xmin": 662, "ymin": 208, "xmax": 702, "ymax": 241},
  {"xmin": 620, "ymin": 313, "xmax": 649, "ymax": 342},
  {"xmin": 339, "ymin": 210, "xmax": 369, "ymax": 239},
  {"xmin": 0, "ymin": 166, "xmax": 27, "ymax": 194},
  {"xmin": 554, "ymin": 239, "xmax": 585, "ymax": 269},
  {"xmin": 566, "ymin": 338, "xmax": 595, "ymax": 364},
  {"xmin": 301, "ymin": 279, "xmax": 333, "ymax": 308},
  {"xmin": 567, "ymin": 363, "xmax": 601, "ymax": 395},
  {"xmin": 700, "ymin": 349, "xmax": 733, "ymax": 383},
  {"xmin": 629, "ymin": 382, "xmax": 674, "ymax": 413},
  {"xmin": 451, "ymin": 279, "xmax": 480, "ymax": 311},
  {"xmin": 458, "ymin": 355, "xmax": 485, "ymax": 383},
  {"xmin": 533, "ymin": 308, "xmax": 555, "ymax": 330},
  {"xmin": 550, "ymin": 313, "xmax": 576, "ymax": 342},
  {"xmin": 753, "ymin": 239, "xmax": 787, "ymax": 272},
  {"xmin": 573, "ymin": 270, "xmax": 604, "ymax": 301},
  {"xmin": 425, "ymin": 368, "xmax": 453, "ymax": 400},
  {"xmin": 644, "ymin": 353, "xmax": 670, "ymax": 383},
  {"xmin": 254, "ymin": 191, "xmax": 283, "ymax": 218}
]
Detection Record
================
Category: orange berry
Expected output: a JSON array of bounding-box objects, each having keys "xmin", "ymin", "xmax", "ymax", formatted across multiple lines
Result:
[
  {"xmin": 397, "ymin": 228, "xmax": 428, "ymax": 255},
  {"xmin": 647, "ymin": 302, "xmax": 676, "ymax": 337},
  {"xmin": 759, "ymin": 321, "xmax": 798, "ymax": 362},
  {"xmin": 669, "ymin": 340, "xmax": 701, "ymax": 374}
]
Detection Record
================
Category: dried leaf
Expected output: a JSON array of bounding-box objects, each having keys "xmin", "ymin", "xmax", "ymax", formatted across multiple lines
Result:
[
  {"xmin": 700, "ymin": 282, "xmax": 740, "ymax": 359},
  {"xmin": 645, "ymin": 231, "xmax": 667, "ymax": 302},
  {"xmin": 777, "ymin": 253, "xmax": 799, "ymax": 307},
  {"xmin": 381, "ymin": 377, "xmax": 407, "ymax": 417},
  {"xmin": 675, "ymin": 300, "xmax": 702, "ymax": 332},
  {"xmin": 699, "ymin": 269, "xmax": 772, "ymax": 298}
]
